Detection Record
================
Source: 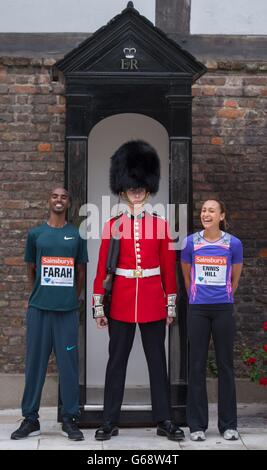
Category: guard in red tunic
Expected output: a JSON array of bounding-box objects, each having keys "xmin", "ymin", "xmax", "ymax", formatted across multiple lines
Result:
[{"xmin": 93, "ymin": 140, "xmax": 184, "ymax": 441}]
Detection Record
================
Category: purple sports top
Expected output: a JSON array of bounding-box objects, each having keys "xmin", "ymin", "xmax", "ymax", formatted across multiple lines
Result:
[{"xmin": 181, "ymin": 231, "xmax": 243, "ymax": 304}]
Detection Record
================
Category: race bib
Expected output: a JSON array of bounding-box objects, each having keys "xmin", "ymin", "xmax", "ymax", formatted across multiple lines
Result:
[
  {"xmin": 195, "ymin": 255, "xmax": 227, "ymax": 286},
  {"xmin": 41, "ymin": 257, "xmax": 74, "ymax": 287}
]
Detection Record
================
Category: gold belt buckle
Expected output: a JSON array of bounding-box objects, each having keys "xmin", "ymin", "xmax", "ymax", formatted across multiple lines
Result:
[{"xmin": 133, "ymin": 269, "xmax": 143, "ymax": 278}]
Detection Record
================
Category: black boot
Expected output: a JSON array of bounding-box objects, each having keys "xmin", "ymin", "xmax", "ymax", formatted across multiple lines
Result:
[
  {"xmin": 157, "ymin": 420, "xmax": 185, "ymax": 441},
  {"xmin": 95, "ymin": 422, "xmax": 119, "ymax": 441}
]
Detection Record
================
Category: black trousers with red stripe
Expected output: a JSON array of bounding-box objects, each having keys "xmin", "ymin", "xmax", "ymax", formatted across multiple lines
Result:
[{"xmin": 102, "ymin": 317, "xmax": 171, "ymax": 424}]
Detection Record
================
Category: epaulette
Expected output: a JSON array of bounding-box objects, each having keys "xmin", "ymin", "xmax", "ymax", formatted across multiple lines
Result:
[
  {"xmin": 151, "ymin": 211, "xmax": 165, "ymax": 220},
  {"xmin": 114, "ymin": 212, "xmax": 124, "ymax": 219},
  {"xmin": 106, "ymin": 212, "xmax": 124, "ymax": 223}
]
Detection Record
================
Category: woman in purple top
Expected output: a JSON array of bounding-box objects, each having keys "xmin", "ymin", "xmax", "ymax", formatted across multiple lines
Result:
[{"xmin": 181, "ymin": 199, "xmax": 243, "ymax": 442}]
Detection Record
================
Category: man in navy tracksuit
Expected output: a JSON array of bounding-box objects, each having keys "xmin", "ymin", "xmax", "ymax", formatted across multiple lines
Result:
[{"xmin": 11, "ymin": 187, "xmax": 88, "ymax": 441}]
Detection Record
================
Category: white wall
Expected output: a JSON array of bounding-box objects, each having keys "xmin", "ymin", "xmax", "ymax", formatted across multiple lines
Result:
[
  {"xmin": 2, "ymin": 0, "xmax": 267, "ymax": 35},
  {"xmin": 191, "ymin": 0, "xmax": 267, "ymax": 35},
  {"xmin": 0, "ymin": 0, "xmax": 155, "ymax": 33}
]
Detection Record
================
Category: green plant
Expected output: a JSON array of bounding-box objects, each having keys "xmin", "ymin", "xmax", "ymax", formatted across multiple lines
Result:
[{"xmin": 242, "ymin": 322, "xmax": 267, "ymax": 386}]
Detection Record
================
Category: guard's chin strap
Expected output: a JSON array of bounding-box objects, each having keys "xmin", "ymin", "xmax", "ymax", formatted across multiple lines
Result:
[{"xmin": 116, "ymin": 194, "xmax": 121, "ymax": 217}]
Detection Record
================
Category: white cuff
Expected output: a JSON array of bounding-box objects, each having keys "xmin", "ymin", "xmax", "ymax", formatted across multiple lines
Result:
[
  {"xmin": 167, "ymin": 305, "xmax": 176, "ymax": 318},
  {"xmin": 167, "ymin": 294, "xmax": 177, "ymax": 306},
  {"xmin": 94, "ymin": 305, "xmax": 105, "ymax": 318},
  {"xmin": 93, "ymin": 294, "xmax": 105, "ymax": 318}
]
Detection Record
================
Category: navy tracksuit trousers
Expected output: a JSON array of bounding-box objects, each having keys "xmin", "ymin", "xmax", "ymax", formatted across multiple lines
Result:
[{"xmin": 22, "ymin": 307, "xmax": 80, "ymax": 422}]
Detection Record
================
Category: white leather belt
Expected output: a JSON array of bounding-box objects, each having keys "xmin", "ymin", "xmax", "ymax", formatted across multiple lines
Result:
[{"xmin": 115, "ymin": 267, "xmax": 160, "ymax": 278}]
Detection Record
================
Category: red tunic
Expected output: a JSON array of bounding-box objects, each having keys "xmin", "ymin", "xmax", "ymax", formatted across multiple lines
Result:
[{"xmin": 93, "ymin": 211, "xmax": 177, "ymax": 323}]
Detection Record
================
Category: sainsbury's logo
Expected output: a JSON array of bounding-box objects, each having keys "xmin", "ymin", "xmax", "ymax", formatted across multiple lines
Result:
[{"xmin": 195, "ymin": 256, "xmax": 227, "ymax": 265}]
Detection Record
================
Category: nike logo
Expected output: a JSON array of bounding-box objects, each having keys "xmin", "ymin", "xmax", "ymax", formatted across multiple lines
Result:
[
  {"xmin": 64, "ymin": 236, "xmax": 75, "ymax": 240},
  {"xmin": 66, "ymin": 345, "xmax": 76, "ymax": 351}
]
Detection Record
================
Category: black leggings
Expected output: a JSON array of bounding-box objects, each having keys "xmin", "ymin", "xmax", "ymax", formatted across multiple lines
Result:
[{"xmin": 187, "ymin": 303, "xmax": 237, "ymax": 434}]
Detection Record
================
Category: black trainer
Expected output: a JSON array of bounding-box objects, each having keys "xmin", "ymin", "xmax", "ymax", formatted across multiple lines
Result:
[
  {"xmin": 11, "ymin": 419, "xmax": 40, "ymax": 440},
  {"xmin": 62, "ymin": 418, "xmax": 84, "ymax": 441}
]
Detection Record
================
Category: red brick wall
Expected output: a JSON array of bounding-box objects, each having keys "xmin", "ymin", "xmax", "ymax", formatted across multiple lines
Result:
[
  {"xmin": 0, "ymin": 57, "xmax": 266, "ymax": 374},
  {"xmin": 192, "ymin": 62, "xmax": 267, "ymax": 373},
  {"xmin": 0, "ymin": 58, "xmax": 65, "ymax": 372}
]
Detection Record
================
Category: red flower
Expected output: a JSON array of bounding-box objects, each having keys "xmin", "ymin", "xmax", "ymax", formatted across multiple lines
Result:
[
  {"xmin": 246, "ymin": 357, "xmax": 256, "ymax": 365},
  {"xmin": 243, "ymin": 322, "xmax": 267, "ymax": 383}
]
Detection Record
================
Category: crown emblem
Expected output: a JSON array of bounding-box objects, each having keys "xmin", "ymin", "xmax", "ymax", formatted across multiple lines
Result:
[{"xmin": 123, "ymin": 47, "xmax": 136, "ymax": 59}]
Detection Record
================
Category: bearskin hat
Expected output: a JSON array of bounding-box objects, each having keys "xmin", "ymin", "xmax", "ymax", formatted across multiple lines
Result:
[{"xmin": 110, "ymin": 140, "xmax": 160, "ymax": 195}]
